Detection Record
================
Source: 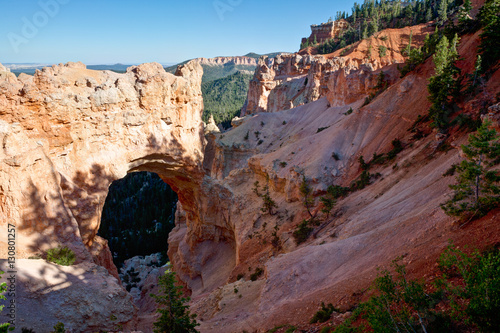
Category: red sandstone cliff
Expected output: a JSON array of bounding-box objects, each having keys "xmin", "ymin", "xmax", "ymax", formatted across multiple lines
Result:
[{"xmin": 242, "ymin": 24, "xmax": 434, "ymax": 116}]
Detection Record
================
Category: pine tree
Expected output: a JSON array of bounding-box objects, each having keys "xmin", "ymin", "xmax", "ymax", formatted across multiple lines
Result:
[
  {"xmin": 442, "ymin": 120, "xmax": 500, "ymax": 219},
  {"xmin": 458, "ymin": 0, "xmax": 473, "ymax": 24},
  {"xmin": 471, "ymin": 55, "xmax": 482, "ymax": 89},
  {"xmin": 320, "ymin": 196, "xmax": 336, "ymax": 218},
  {"xmin": 425, "ymin": 6, "xmax": 433, "ymax": 22},
  {"xmin": 427, "ymin": 34, "xmax": 461, "ymax": 130},
  {"xmin": 151, "ymin": 269, "xmax": 199, "ymax": 333},
  {"xmin": 478, "ymin": 0, "xmax": 500, "ymax": 72},
  {"xmin": 438, "ymin": 0, "xmax": 448, "ymax": 25},
  {"xmin": 261, "ymin": 184, "xmax": 278, "ymax": 215}
]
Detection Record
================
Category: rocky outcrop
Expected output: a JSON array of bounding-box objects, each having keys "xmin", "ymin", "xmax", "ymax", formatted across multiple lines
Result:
[
  {"xmin": 241, "ymin": 53, "xmax": 383, "ymax": 115},
  {"xmin": 0, "ymin": 60, "xmax": 205, "ymax": 261},
  {"xmin": 120, "ymin": 253, "xmax": 166, "ymax": 302},
  {"xmin": 301, "ymin": 19, "xmax": 349, "ymax": 45}
]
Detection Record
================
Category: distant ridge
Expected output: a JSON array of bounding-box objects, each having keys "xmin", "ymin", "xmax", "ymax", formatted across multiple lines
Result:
[
  {"xmin": 164, "ymin": 52, "xmax": 285, "ymax": 83},
  {"xmin": 6, "ymin": 63, "xmax": 136, "ymax": 76},
  {"xmin": 243, "ymin": 52, "xmax": 284, "ymax": 59}
]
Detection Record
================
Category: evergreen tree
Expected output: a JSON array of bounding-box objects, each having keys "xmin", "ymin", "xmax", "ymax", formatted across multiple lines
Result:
[
  {"xmin": 260, "ymin": 184, "xmax": 278, "ymax": 215},
  {"xmin": 469, "ymin": 55, "xmax": 482, "ymax": 90},
  {"xmin": 425, "ymin": 6, "xmax": 433, "ymax": 22},
  {"xmin": 151, "ymin": 269, "xmax": 199, "ymax": 333},
  {"xmin": 438, "ymin": 0, "xmax": 448, "ymax": 25},
  {"xmin": 427, "ymin": 34, "xmax": 460, "ymax": 130},
  {"xmin": 478, "ymin": 0, "xmax": 500, "ymax": 72},
  {"xmin": 362, "ymin": 25, "xmax": 368, "ymax": 39},
  {"xmin": 458, "ymin": 0, "xmax": 473, "ymax": 24},
  {"xmin": 442, "ymin": 120, "xmax": 500, "ymax": 219}
]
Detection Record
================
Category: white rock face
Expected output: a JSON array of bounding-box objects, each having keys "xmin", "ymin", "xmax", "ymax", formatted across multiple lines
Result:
[{"xmin": 120, "ymin": 253, "xmax": 166, "ymax": 302}]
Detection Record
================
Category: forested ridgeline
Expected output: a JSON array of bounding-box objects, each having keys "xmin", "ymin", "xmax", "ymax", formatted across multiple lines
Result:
[
  {"xmin": 303, "ymin": 0, "xmax": 471, "ymax": 54},
  {"xmin": 202, "ymin": 71, "xmax": 253, "ymax": 128}
]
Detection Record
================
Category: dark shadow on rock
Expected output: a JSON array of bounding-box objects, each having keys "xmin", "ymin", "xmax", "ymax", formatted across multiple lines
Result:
[{"xmin": 19, "ymin": 163, "xmax": 116, "ymax": 261}]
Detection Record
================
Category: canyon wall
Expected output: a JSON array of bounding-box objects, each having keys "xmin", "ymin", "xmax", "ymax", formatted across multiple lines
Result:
[
  {"xmin": 186, "ymin": 25, "xmax": 500, "ymax": 333},
  {"xmin": 240, "ymin": 53, "xmax": 388, "ymax": 115}
]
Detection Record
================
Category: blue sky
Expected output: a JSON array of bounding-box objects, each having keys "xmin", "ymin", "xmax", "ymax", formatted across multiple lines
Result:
[{"xmin": 1, "ymin": 0, "xmax": 353, "ymax": 65}]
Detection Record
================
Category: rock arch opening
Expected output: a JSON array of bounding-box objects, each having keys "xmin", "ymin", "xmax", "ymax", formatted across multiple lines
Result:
[{"xmin": 97, "ymin": 171, "xmax": 178, "ymax": 271}]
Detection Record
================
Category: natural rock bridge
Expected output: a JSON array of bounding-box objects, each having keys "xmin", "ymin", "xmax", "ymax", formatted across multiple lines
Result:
[{"xmin": 0, "ymin": 61, "xmax": 236, "ymax": 330}]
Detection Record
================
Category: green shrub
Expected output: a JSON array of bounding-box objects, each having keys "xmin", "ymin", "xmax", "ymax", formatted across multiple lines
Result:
[
  {"xmin": 293, "ymin": 219, "xmax": 314, "ymax": 245},
  {"xmin": 378, "ymin": 45, "xmax": 387, "ymax": 57},
  {"xmin": 451, "ymin": 114, "xmax": 481, "ymax": 132},
  {"xmin": 327, "ymin": 185, "xmax": 350, "ymax": 199},
  {"xmin": 252, "ymin": 179, "xmax": 278, "ymax": 215},
  {"xmin": 442, "ymin": 164, "xmax": 457, "ymax": 177},
  {"xmin": 386, "ymin": 139, "xmax": 403, "ymax": 160},
  {"xmin": 332, "ymin": 246, "xmax": 500, "ymax": 332},
  {"xmin": 320, "ymin": 196, "xmax": 336, "ymax": 218},
  {"xmin": 46, "ymin": 246, "xmax": 76, "ymax": 266},
  {"xmin": 0, "ymin": 272, "xmax": 11, "ymax": 333},
  {"xmin": 250, "ymin": 267, "xmax": 264, "ymax": 281},
  {"xmin": 51, "ymin": 322, "xmax": 65, "ymax": 333},
  {"xmin": 351, "ymin": 170, "xmax": 372, "ymax": 190},
  {"xmin": 268, "ymin": 325, "xmax": 286, "ymax": 333},
  {"xmin": 320, "ymin": 327, "xmax": 332, "ymax": 333},
  {"xmin": 439, "ymin": 245, "xmax": 500, "ymax": 331},
  {"xmin": 370, "ymin": 152, "xmax": 386, "ymax": 165},
  {"xmin": 310, "ymin": 302, "xmax": 338, "ymax": 323}
]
